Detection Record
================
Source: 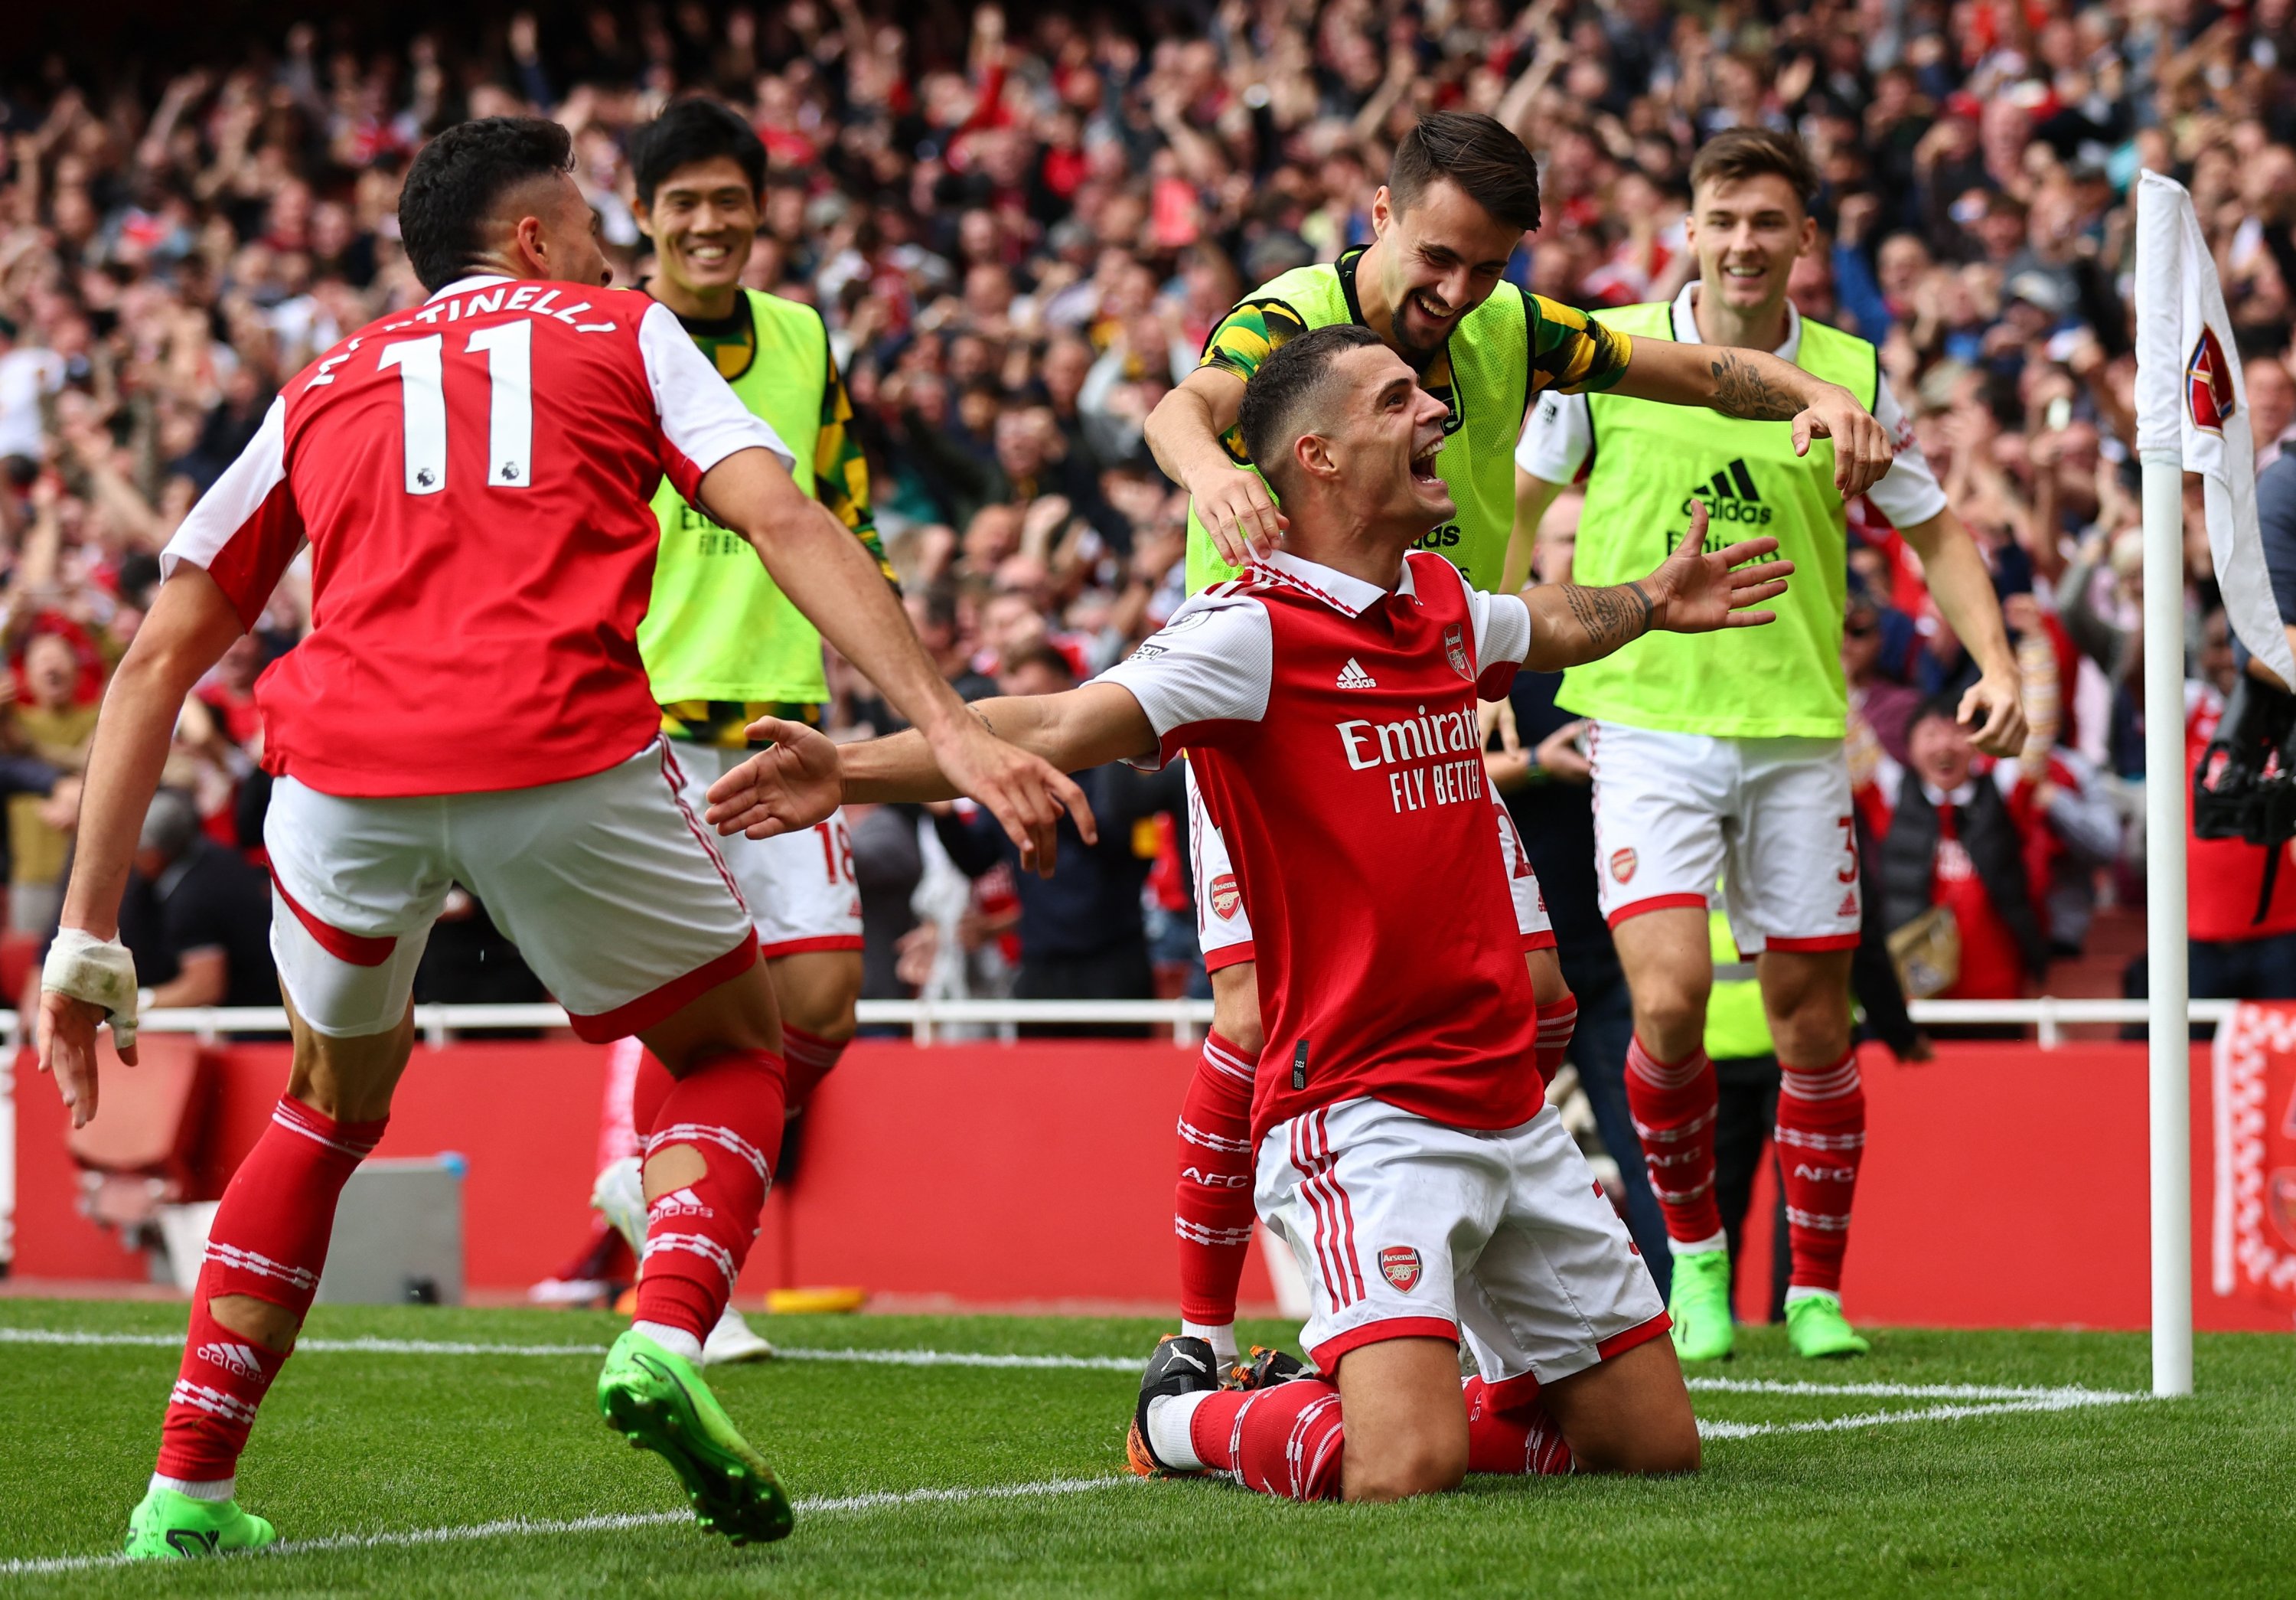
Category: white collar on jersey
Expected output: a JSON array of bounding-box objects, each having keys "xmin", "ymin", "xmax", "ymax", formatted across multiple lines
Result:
[
  {"xmin": 427, "ymin": 273, "xmax": 515, "ymax": 303},
  {"xmin": 1671, "ymin": 279, "xmax": 1802, "ymax": 364},
  {"xmin": 1254, "ymin": 548, "xmax": 1416, "ymax": 617}
]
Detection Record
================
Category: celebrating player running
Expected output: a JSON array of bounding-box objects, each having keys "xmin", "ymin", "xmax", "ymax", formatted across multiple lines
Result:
[
  {"xmin": 709, "ymin": 323, "xmax": 1792, "ymax": 1503},
  {"xmin": 38, "ymin": 116, "xmax": 1079, "ymax": 1559}
]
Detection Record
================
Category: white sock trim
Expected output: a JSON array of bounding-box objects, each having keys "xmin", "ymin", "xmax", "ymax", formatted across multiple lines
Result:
[
  {"xmin": 632, "ymin": 1320, "xmax": 705, "ymax": 1362},
  {"xmin": 1784, "ymin": 1285, "xmax": 1841, "ymax": 1306},
  {"xmin": 150, "ymin": 1473, "xmax": 235, "ymax": 1502},
  {"xmin": 1180, "ymin": 1320, "xmax": 1239, "ymax": 1366},
  {"xmin": 1145, "ymin": 1389, "xmax": 1213, "ymax": 1471},
  {"xmin": 1669, "ymin": 1231, "xmax": 1729, "ymax": 1258}
]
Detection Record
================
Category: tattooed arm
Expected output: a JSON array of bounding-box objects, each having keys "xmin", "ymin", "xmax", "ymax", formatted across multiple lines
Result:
[
  {"xmin": 1607, "ymin": 338, "xmax": 1895, "ymax": 498},
  {"xmin": 1520, "ymin": 503, "xmax": 1797, "ymax": 670}
]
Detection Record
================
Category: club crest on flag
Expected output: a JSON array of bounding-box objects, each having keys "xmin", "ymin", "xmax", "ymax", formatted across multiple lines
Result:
[
  {"xmin": 1378, "ymin": 1246, "xmax": 1422, "ymax": 1291},
  {"xmin": 2187, "ymin": 326, "xmax": 2236, "ymax": 435},
  {"xmin": 1443, "ymin": 624, "xmax": 1470, "ymax": 679}
]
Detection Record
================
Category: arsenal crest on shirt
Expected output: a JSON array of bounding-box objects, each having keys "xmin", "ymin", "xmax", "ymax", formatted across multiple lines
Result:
[
  {"xmin": 1378, "ymin": 1246, "xmax": 1423, "ymax": 1292},
  {"xmin": 1443, "ymin": 623, "xmax": 1470, "ymax": 680}
]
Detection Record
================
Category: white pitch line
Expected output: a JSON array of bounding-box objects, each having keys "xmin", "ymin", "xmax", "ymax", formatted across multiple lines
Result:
[
  {"xmin": 1685, "ymin": 1376, "xmax": 2147, "ymax": 1404},
  {"xmin": 1698, "ymin": 1391, "xmax": 2146, "ymax": 1441},
  {"xmin": 0, "ymin": 1474, "xmax": 1144, "ymax": 1577}
]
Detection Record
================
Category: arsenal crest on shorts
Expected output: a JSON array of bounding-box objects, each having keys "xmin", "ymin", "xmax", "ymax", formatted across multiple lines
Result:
[
  {"xmin": 1443, "ymin": 624, "xmax": 1470, "ymax": 680},
  {"xmin": 1378, "ymin": 1246, "xmax": 1423, "ymax": 1292}
]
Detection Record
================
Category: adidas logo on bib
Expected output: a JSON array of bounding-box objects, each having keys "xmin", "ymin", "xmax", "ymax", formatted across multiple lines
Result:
[
  {"xmin": 1336, "ymin": 658, "xmax": 1377, "ymax": 689},
  {"xmin": 1686, "ymin": 458, "xmax": 1773, "ymax": 533}
]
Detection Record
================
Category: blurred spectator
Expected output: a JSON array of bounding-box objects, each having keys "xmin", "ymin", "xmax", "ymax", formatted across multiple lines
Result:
[
  {"xmin": 119, "ymin": 786, "xmax": 276, "ymax": 1008},
  {"xmin": 1869, "ymin": 697, "xmax": 2118, "ymax": 1002},
  {"xmin": 931, "ymin": 644, "xmax": 1176, "ymax": 1010}
]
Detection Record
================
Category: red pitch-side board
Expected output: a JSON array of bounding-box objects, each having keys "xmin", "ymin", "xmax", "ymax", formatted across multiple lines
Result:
[{"xmin": 8, "ymin": 1040, "xmax": 2288, "ymax": 1331}]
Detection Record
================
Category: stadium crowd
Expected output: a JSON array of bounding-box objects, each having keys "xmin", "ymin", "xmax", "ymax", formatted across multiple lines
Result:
[{"xmin": 2, "ymin": 0, "xmax": 2295, "ymax": 1020}]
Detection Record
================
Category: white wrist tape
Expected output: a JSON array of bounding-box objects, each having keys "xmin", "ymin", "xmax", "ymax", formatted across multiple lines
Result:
[{"xmin": 42, "ymin": 929, "xmax": 142, "ymax": 1051}]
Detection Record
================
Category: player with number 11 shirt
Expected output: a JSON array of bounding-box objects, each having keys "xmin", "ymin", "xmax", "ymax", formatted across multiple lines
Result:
[{"xmin": 38, "ymin": 116, "xmax": 1079, "ymax": 1559}]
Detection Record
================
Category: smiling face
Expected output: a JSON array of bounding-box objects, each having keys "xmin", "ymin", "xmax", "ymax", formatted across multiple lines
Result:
[
  {"xmin": 1685, "ymin": 171, "xmax": 1817, "ymax": 322},
  {"xmin": 638, "ymin": 154, "xmax": 759, "ymax": 302},
  {"xmin": 1368, "ymin": 177, "xmax": 1524, "ymax": 365},
  {"xmin": 1303, "ymin": 342, "xmax": 1456, "ymax": 538}
]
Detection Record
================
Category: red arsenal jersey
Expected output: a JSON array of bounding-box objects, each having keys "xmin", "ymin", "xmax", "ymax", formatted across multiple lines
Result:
[
  {"xmin": 161, "ymin": 275, "xmax": 790, "ymax": 798},
  {"xmin": 1100, "ymin": 550, "xmax": 1541, "ymax": 1140}
]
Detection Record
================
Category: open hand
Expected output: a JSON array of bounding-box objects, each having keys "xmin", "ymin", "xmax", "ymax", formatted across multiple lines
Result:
[
  {"xmin": 705, "ymin": 717, "xmax": 846, "ymax": 840},
  {"xmin": 1792, "ymin": 384, "xmax": 1895, "ymax": 500},
  {"xmin": 1645, "ymin": 503, "xmax": 1795, "ymax": 633},
  {"xmin": 1192, "ymin": 466, "xmax": 1286, "ymax": 570},
  {"xmin": 926, "ymin": 717, "xmax": 1097, "ymax": 877},
  {"xmin": 38, "ymin": 991, "xmax": 119, "ymax": 1129}
]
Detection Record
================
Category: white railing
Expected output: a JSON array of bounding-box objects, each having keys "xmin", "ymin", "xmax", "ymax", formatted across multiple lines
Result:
[{"xmin": 0, "ymin": 996, "xmax": 2245, "ymax": 1050}]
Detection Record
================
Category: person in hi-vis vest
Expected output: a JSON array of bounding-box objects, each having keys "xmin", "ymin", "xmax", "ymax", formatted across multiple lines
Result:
[
  {"xmin": 1140, "ymin": 111, "xmax": 1896, "ymax": 1375},
  {"xmin": 1513, "ymin": 129, "xmax": 2027, "ymax": 1363},
  {"xmin": 542, "ymin": 100, "xmax": 897, "ymax": 1361}
]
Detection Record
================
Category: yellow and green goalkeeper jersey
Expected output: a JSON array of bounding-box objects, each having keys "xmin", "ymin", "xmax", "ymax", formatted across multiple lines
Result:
[
  {"xmin": 642, "ymin": 287, "xmax": 895, "ymax": 746},
  {"xmin": 1182, "ymin": 247, "xmax": 1633, "ymax": 596},
  {"xmin": 1559, "ymin": 299, "xmax": 1878, "ymax": 740}
]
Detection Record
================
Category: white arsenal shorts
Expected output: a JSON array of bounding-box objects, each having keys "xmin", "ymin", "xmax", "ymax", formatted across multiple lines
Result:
[
  {"xmin": 265, "ymin": 739, "xmax": 758, "ymax": 1041},
  {"xmin": 665, "ymin": 744, "xmax": 864, "ymax": 958},
  {"xmin": 1257, "ymin": 1096, "xmax": 1668, "ymax": 1395},
  {"xmin": 1187, "ymin": 763, "xmax": 1553, "ymax": 974},
  {"xmin": 1589, "ymin": 722, "xmax": 1861, "ymax": 953}
]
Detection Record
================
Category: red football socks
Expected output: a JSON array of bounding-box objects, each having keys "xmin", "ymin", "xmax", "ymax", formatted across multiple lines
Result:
[
  {"xmin": 1533, "ymin": 993, "xmax": 1579, "ymax": 1085},
  {"xmin": 1174, "ymin": 1031, "xmax": 1259, "ymax": 1331},
  {"xmin": 1186, "ymin": 1379, "xmax": 1346, "ymax": 1500},
  {"xmin": 1776, "ymin": 1048, "xmax": 1867, "ymax": 1294},
  {"xmin": 631, "ymin": 1049, "xmax": 787, "ymax": 1344},
  {"xmin": 155, "ymin": 1097, "xmax": 386, "ymax": 1484},
  {"xmin": 779, "ymin": 1024, "xmax": 847, "ymax": 1113},
  {"xmin": 1624, "ymin": 1036, "xmax": 1723, "ymax": 1246},
  {"xmin": 1462, "ymin": 1375, "xmax": 1574, "ymax": 1475}
]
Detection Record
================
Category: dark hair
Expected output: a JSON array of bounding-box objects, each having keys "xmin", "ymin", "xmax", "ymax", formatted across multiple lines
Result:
[
  {"xmin": 1386, "ymin": 112, "xmax": 1541, "ymax": 233},
  {"xmin": 1689, "ymin": 127, "xmax": 1818, "ymax": 209},
  {"xmin": 1907, "ymin": 692, "xmax": 1968, "ymax": 737},
  {"xmin": 1238, "ymin": 324, "xmax": 1385, "ymax": 498},
  {"xmin": 630, "ymin": 97, "xmax": 767, "ymax": 210},
  {"xmin": 1002, "ymin": 643, "xmax": 1075, "ymax": 684},
  {"xmin": 399, "ymin": 117, "xmax": 575, "ymax": 292}
]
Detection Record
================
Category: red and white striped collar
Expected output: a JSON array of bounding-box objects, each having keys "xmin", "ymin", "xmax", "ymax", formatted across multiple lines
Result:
[{"xmin": 1248, "ymin": 549, "xmax": 1415, "ymax": 618}]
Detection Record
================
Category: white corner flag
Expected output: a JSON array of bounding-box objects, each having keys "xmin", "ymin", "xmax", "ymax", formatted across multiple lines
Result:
[{"xmin": 2133, "ymin": 169, "xmax": 2296, "ymax": 685}]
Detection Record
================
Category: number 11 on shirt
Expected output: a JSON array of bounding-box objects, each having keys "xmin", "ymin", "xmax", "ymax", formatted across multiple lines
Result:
[{"xmin": 377, "ymin": 322, "xmax": 535, "ymax": 495}]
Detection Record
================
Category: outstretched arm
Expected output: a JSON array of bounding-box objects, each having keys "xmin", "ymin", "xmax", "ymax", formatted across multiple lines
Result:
[
  {"xmin": 704, "ymin": 685, "xmax": 1155, "ymax": 864},
  {"xmin": 699, "ymin": 447, "xmax": 1084, "ymax": 870},
  {"xmin": 1519, "ymin": 502, "xmax": 1792, "ymax": 670},
  {"xmin": 1609, "ymin": 338, "xmax": 1894, "ymax": 499},
  {"xmin": 41, "ymin": 567, "xmax": 245, "ymax": 1123}
]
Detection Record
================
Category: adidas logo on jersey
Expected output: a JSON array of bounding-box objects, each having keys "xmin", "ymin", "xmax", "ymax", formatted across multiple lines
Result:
[
  {"xmin": 195, "ymin": 1340, "xmax": 266, "ymax": 1380},
  {"xmin": 647, "ymin": 1186, "xmax": 714, "ymax": 1222},
  {"xmin": 1681, "ymin": 458, "xmax": 1773, "ymax": 530},
  {"xmin": 1336, "ymin": 658, "xmax": 1377, "ymax": 689}
]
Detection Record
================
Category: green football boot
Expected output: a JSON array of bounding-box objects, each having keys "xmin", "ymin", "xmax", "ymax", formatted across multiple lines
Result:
[
  {"xmin": 122, "ymin": 1487, "xmax": 277, "ymax": 1559},
  {"xmin": 597, "ymin": 1328, "xmax": 794, "ymax": 1545},
  {"xmin": 1667, "ymin": 1246, "xmax": 1736, "ymax": 1363},
  {"xmin": 1786, "ymin": 1292, "xmax": 1870, "ymax": 1359}
]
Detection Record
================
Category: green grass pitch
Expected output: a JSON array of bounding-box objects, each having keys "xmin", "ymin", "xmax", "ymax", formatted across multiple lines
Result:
[{"xmin": 2, "ymin": 1299, "xmax": 2292, "ymax": 1596}]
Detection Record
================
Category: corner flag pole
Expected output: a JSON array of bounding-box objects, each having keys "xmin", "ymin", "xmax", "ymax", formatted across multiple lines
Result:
[
  {"xmin": 2137, "ymin": 446, "xmax": 2193, "ymax": 1398},
  {"xmin": 2132, "ymin": 172, "xmax": 2196, "ymax": 1398}
]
